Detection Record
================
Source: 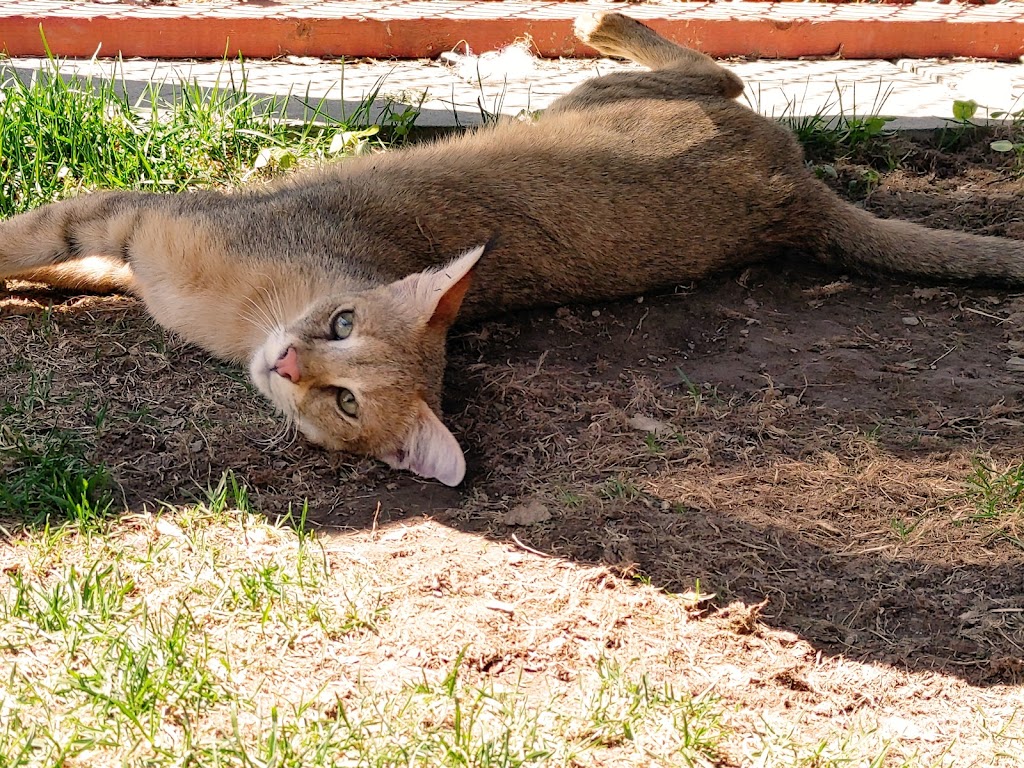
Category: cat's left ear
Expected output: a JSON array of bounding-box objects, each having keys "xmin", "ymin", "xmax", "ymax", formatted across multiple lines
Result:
[
  {"xmin": 380, "ymin": 398, "xmax": 466, "ymax": 486},
  {"xmin": 392, "ymin": 243, "xmax": 487, "ymax": 330}
]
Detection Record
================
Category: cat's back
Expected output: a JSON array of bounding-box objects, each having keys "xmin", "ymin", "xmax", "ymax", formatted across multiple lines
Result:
[{"xmin": 289, "ymin": 92, "xmax": 803, "ymax": 221}]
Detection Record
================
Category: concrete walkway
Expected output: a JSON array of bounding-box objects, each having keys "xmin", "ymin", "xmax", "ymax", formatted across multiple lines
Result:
[{"xmin": 4, "ymin": 52, "xmax": 1023, "ymax": 131}]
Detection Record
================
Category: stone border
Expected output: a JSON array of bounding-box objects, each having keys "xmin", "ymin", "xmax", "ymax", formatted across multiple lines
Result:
[{"xmin": 1, "ymin": 1, "xmax": 1023, "ymax": 61}]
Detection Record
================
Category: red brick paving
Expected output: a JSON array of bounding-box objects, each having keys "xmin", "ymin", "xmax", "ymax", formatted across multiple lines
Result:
[{"xmin": 1, "ymin": 1, "xmax": 1022, "ymax": 60}]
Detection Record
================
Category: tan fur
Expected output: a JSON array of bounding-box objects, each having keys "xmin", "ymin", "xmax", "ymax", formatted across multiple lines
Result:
[
  {"xmin": 2, "ymin": 12, "xmax": 1023, "ymax": 484},
  {"xmin": 21, "ymin": 256, "xmax": 136, "ymax": 294}
]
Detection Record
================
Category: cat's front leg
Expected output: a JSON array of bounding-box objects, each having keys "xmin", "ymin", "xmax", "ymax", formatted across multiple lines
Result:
[{"xmin": 0, "ymin": 191, "xmax": 144, "ymax": 293}]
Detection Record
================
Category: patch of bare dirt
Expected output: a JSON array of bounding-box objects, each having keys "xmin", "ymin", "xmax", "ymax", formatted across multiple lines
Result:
[{"xmin": 3, "ymin": 129, "xmax": 1024, "ymax": 759}]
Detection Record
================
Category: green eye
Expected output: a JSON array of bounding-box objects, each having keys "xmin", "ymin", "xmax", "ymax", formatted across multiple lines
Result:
[
  {"xmin": 336, "ymin": 387, "xmax": 359, "ymax": 418},
  {"xmin": 331, "ymin": 310, "xmax": 354, "ymax": 340}
]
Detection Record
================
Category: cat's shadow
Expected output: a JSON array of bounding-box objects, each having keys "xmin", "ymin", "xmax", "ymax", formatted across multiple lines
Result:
[
  {"xmin": 306, "ymin": 261, "xmax": 1024, "ymax": 687},
  {"xmin": 4, "ymin": 261, "xmax": 1023, "ymax": 687}
]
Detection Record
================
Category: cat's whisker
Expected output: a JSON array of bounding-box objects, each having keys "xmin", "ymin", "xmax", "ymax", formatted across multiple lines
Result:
[
  {"xmin": 257, "ymin": 281, "xmax": 288, "ymax": 330},
  {"xmin": 238, "ymin": 304, "xmax": 265, "ymax": 331},
  {"xmin": 243, "ymin": 292, "xmax": 275, "ymax": 328},
  {"xmin": 239, "ymin": 307, "xmax": 274, "ymax": 341},
  {"xmin": 240, "ymin": 294, "xmax": 278, "ymax": 339},
  {"xmin": 281, "ymin": 420, "xmax": 300, "ymax": 449},
  {"xmin": 257, "ymin": 414, "xmax": 299, "ymax": 450}
]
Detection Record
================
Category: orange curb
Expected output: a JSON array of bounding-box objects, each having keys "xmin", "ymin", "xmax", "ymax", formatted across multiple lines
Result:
[{"xmin": 1, "ymin": 1, "xmax": 1023, "ymax": 61}]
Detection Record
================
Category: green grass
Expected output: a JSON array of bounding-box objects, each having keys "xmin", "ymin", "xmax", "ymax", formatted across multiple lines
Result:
[
  {"xmin": 0, "ymin": 428, "xmax": 113, "ymax": 528},
  {"xmin": 962, "ymin": 459, "xmax": 1024, "ymax": 545},
  {"xmin": 788, "ymin": 110, "xmax": 895, "ymax": 164},
  {"xmin": 0, "ymin": 360, "xmax": 114, "ymax": 530},
  {"xmin": 747, "ymin": 78, "xmax": 897, "ymax": 166},
  {"xmin": 598, "ymin": 475, "xmax": 643, "ymax": 502},
  {"xmin": 0, "ymin": 471, "xmax": 731, "ymax": 768},
  {"xmin": 578, "ymin": 657, "xmax": 723, "ymax": 759},
  {"xmin": 752, "ymin": 717, "xmax": 894, "ymax": 768},
  {"xmin": 0, "ymin": 473, "xmax": 371, "ymax": 767},
  {"xmin": 0, "ymin": 52, "xmax": 419, "ymax": 217},
  {"xmin": 3, "ymin": 456, "xmax": 1016, "ymax": 767}
]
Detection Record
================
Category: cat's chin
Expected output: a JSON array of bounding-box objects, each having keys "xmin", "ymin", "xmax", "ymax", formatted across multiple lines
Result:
[{"xmin": 247, "ymin": 351, "xmax": 278, "ymax": 403}]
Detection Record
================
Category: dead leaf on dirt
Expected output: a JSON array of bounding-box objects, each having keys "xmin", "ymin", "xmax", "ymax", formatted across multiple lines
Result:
[
  {"xmin": 626, "ymin": 414, "xmax": 673, "ymax": 436},
  {"xmin": 678, "ymin": 589, "xmax": 718, "ymax": 607},
  {"xmin": 485, "ymin": 600, "xmax": 516, "ymax": 615},
  {"xmin": 912, "ymin": 288, "xmax": 943, "ymax": 301},
  {"xmin": 155, "ymin": 519, "xmax": 185, "ymax": 539},
  {"xmin": 890, "ymin": 361, "xmax": 920, "ymax": 373},
  {"xmin": 503, "ymin": 500, "xmax": 551, "ymax": 526},
  {"xmin": 717, "ymin": 600, "xmax": 768, "ymax": 636},
  {"xmin": 1005, "ymin": 356, "xmax": 1024, "ymax": 372},
  {"xmin": 772, "ymin": 668, "xmax": 815, "ymax": 693},
  {"xmin": 602, "ymin": 534, "xmax": 638, "ymax": 566},
  {"xmin": 802, "ymin": 280, "xmax": 852, "ymax": 299}
]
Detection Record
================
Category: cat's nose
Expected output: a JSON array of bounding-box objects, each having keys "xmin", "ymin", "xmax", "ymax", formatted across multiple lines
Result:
[{"xmin": 272, "ymin": 346, "xmax": 301, "ymax": 383}]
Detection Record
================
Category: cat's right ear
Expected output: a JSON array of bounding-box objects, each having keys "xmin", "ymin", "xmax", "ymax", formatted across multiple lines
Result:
[
  {"xmin": 390, "ymin": 243, "xmax": 488, "ymax": 330},
  {"xmin": 426, "ymin": 245, "xmax": 483, "ymax": 331}
]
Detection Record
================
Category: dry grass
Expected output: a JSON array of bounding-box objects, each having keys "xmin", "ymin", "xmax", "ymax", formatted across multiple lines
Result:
[
  {"xmin": 4, "ymin": 114, "xmax": 1024, "ymax": 767},
  {"xmin": 3, "ymin": 492, "xmax": 1024, "ymax": 766}
]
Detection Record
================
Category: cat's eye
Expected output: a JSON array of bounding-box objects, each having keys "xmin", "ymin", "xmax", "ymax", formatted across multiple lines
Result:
[
  {"xmin": 336, "ymin": 387, "xmax": 359, "ymax": 418},
  {"xmin": 331, "ymin": 310, "xmax": 355, "ymax": 340}
]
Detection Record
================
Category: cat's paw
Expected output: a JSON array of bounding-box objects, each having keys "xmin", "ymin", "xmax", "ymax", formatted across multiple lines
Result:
[
  {"xmin": 573, "ymin": 12, "xmax": 638, "ymax": 57},
  {"xmin": 573, "ymin": 12, "xmax": 610, "ymax": 45}
]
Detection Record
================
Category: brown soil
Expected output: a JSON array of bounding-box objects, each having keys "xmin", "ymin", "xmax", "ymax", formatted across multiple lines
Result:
[{"xmin": 3, "ymin": 128, "xmax": 1024, "ymax": 762}]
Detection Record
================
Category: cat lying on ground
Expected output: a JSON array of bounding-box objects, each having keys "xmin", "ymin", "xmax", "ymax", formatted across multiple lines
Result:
[{"xmin": 2, "ymin": 12, "xmax": 1023, "ymax": 486}]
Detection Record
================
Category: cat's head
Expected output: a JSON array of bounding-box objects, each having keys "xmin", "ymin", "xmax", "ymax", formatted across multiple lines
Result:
[{"xmin": 248, "ymin": 245, "xmax": 482, "ymax": 486}]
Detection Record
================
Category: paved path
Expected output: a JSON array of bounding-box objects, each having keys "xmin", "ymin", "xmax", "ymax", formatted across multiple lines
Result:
[{"xmin": 4, "ymin": 53, "xmax": 1023, "ymax": 130}]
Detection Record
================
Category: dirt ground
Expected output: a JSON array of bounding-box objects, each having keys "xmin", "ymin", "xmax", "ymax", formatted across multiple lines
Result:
[{"xmin": 3, "ymin": 128, "xmax": 1024, "ymax": 762}]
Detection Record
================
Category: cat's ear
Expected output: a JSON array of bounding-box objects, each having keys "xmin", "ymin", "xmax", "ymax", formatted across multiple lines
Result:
[
  {"xmin": 391, "ymin": 244, "xmax": 486, "ymax": 331},
  {"xmin": 380, "ymin": 398, "xmax": 466, "ymax": 486}
]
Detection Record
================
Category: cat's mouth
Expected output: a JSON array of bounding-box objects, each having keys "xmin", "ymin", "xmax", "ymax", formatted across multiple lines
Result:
[{"xmin": 248, "ymin": 330, "xmax": 296, "ymax": 414}]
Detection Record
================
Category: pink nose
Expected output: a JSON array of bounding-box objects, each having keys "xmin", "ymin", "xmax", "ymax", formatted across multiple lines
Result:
[{"xmin": 272, "ymin": 346, "xmax": 301, "ymax": 383}]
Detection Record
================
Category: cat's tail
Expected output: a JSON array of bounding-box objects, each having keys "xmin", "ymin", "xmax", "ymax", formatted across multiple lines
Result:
[
  {"xmin": 808, "ymin": 184, "xmax": 1024, "ymax": 284},
  {"xmin": 0, "ymin": 191, "xmax": 154, "ymax": 293}
]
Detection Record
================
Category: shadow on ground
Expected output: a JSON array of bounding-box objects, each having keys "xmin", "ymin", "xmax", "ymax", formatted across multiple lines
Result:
[{"xmin": 2, "ymin": 135, "xmax": 1023, "ymax": 687}]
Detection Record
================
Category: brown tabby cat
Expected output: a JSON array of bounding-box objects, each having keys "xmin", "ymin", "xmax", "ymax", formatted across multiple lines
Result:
[{"xmin": 2, "ymin": 12, "xmax": 1023, "ymax": 486}]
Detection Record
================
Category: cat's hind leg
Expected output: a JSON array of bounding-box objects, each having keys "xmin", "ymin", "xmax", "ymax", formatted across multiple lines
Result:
[{"xmin": 574, "ymin": 12, "xmax": 744, "ymax": 99}]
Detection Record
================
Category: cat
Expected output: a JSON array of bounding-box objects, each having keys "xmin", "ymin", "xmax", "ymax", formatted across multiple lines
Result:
[{"xmin": 2, "ymin": 12, "xmax": 1023, "ymax": 486}]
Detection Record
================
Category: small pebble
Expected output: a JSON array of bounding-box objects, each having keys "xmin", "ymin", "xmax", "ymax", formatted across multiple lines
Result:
[{"xmin": 503, "ymin": 500, "xmax": 551, "ymax": 526}]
